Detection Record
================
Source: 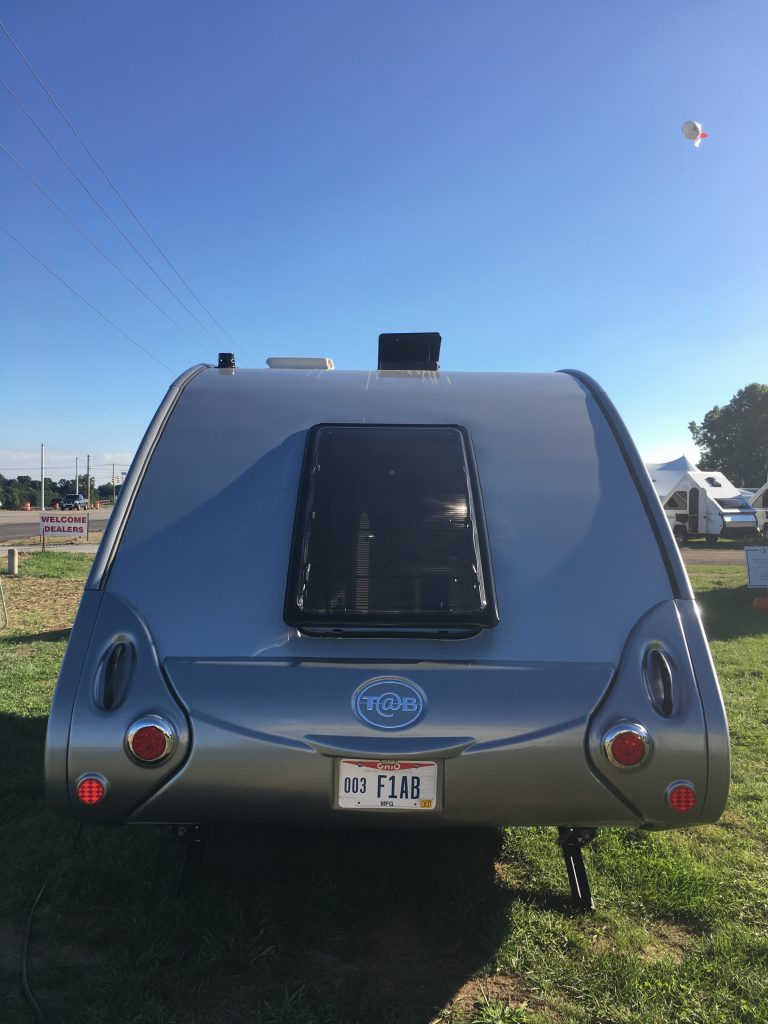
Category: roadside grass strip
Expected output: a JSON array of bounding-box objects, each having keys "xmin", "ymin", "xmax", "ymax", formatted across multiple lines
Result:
[{"xmin": 0, "ymin": 554, "xmax": 766, "ymax": 1023}]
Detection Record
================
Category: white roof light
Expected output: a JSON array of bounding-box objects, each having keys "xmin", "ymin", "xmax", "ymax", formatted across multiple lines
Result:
[{"xmin": 266, "ymin": 357, "xmax": 334, "ymax": 370}]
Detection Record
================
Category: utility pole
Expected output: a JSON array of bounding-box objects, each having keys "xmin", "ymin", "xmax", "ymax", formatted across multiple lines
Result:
[
  {"xmin": 75, "ymin": 456, "xmax": 79, "ymax": 495},
  {"xmin": 40, "ymin": 442, "xmax": 45, "ymax": 510},
  {"xmin": 86, "ymin": 454, "xmax": 91, "ymax": 508},
  {"xmin": 112, "ymin": 463, "xmax": 116, "ymax": 505}
]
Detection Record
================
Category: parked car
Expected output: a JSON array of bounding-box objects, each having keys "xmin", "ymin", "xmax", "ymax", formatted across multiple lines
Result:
[
  {"xmin": 61, "ymin": 493, "xmax": 88, "ymax": 510},
  {"xmin": 45, "ymin": 336, "xmax": 730, "ymax": 910}
]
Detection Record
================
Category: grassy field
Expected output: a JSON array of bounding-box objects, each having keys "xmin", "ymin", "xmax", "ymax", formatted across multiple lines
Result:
[{"xmin": 1, "ymin": 553, "xmax": 767, "ymax": 1023}]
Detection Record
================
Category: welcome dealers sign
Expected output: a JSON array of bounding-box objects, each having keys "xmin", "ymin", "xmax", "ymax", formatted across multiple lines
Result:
[{"xmin": 40, "ymin": 512, "xmax": 89, "ymax": 540}]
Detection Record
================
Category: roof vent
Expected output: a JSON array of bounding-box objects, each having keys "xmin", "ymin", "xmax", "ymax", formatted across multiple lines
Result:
[
  {"xmin": 266, "ymin": 357, "xmax": 334, "ymax": 369},
  {"xmin": 378, "ymin": 333, "xmax": 441, "ymax": 371},
  {"xmin": 218, "ymin": 352, "xmax": 236, "ymax": 369}
]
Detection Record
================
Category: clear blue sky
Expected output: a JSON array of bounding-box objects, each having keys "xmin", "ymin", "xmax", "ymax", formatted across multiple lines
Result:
[{"xmin": 2, "ymin": 1, "xmax": 766, "ymax": 484}]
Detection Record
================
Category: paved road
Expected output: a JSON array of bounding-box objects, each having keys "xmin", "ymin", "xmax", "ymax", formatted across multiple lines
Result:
[{"xmin": 0, "ymin": 508, "xmax": 112, "ymax": 544}]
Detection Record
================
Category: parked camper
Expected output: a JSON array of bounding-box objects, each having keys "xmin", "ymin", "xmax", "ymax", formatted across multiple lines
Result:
[
  {"xmin": 749, "ymin": 482, "xmax": 768, "ymax": 540},
  {"xmin": 45, "ymin": 336, "xmax": 730, "ymax": 909},
  {"xmin": 646, "ymin": 455, "xmax": 758, "ymax": 546}
]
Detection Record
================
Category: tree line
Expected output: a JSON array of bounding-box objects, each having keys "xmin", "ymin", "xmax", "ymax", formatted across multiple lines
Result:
[
  {"xmin": 689, "ymin": 383, "xmax": 768, "ymax": 486},
  {"xmin": 0, "ymin": 475, "xmax": 120, "ymax": 509}
]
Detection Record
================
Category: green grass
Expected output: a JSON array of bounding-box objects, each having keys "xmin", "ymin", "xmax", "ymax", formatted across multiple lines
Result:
[
  {"xmin": 15, "ymin": 550, "xmax": 95, "ymax": 580},
  {"xmin": 1, "ymin": 556, "xmax": 767, "ymax": 1023}
]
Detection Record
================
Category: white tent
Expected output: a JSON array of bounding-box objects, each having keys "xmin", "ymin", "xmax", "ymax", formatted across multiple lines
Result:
[{"xmin": 645, "ymin": 456, "xmax": 698, "ymax": 501}]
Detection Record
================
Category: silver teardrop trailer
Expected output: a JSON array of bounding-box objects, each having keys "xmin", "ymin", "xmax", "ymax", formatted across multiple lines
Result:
[{"xmin": 45, "ymin": 334, "xmax": 730, "ymax": 909}]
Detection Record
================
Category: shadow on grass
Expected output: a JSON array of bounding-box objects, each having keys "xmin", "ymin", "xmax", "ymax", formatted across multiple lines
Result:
[
  {"xmin": 0, "ymin": 713, "xmax": 47, "ymax": 819},
  {"xmin": 2, "ymin": 699, "xmax": 560, "ymax": 1023},
  {"xmin": 697, "ymin": 586, "xmax": 768, "ymax": 641},
  {"xmin": 4, "ymin": 628, "xmax": 72, "ymax": 645},
  {"xmin": 14, "ymin": 817, "xmax": 562, "ymax": 1024},
  {"xmin": 193, "ymin": 824, "xmax": 517, "ymax": 1022},
  {"xmin": 684, "ymin": 537, "xmax": 756, "ymax": 552}
]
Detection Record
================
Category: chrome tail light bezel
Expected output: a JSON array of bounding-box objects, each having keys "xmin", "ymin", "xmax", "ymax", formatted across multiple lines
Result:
[
  {"xmin": 125, "ymin": 715, "xmax": 176, "ymax": 765},
  {"xmin": 603, "ymin": 723, "xmax": 652, "ymax": 769}
]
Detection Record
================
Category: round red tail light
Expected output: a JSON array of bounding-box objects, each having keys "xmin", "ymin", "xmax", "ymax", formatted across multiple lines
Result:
[
  {"xmin": 76, "ymin": 775, "xmax": 107, "ymax": 805},
  {"xmin": 667, "ymin": 782, "xmax": 697, "ymax": 813},
  {"xmin": 126, "ymin": 717, "xmax": 175, "ymax": 764},
  {"xmin": 610, "ymin": 732, "xmax": 646, "ymax": 765},
  {"xmin": 604, "ymin": 724, "xmax": 651, "ymax": 768}
]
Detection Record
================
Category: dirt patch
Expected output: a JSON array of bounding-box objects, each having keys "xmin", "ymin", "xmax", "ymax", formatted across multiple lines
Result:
[
  {"xmin": 304, "ymin": 949, "xmax": 361, "ymax": 990},
  {"xmin": 0, "ymin": 576, "xmax": 84, "ymax": 635},
  {"xmin": 447, "ymin": 973, "xmax": 521, "ymax": 1007},
  {"xmin": 364, "ymin": 915, "xmax": 446, "ymax": 1003},
  {"xmin": 1, "ymin": 532, "xmax": 104, "ymax": 549},
  {"xmin": 445, "ymin": 974, "xmax": 558, "ymax": 1022},
  {"xmin": 681, "ymin": 547, "xmax": 747, "ymax": 566},
  {"xmin": 639, "ymin": 921, "xmax": 696, "ymax": 963}
]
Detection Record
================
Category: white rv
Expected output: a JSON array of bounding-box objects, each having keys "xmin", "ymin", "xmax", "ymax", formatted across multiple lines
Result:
[
  {"xmin": 646, "ymin": 455, "xmax": 758, "ymax": 545},
  {"xmin": 748, "ymin": 482, "xmax": 768, "ymax": 540}
]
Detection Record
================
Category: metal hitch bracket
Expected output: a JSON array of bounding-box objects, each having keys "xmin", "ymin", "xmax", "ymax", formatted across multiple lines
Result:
[
  {"xmin": 557, "ymin": 826, "xmax": 597, "ymax": 912},
  {"xmin": 170, "ymin": 824, "xmax": 208, "ymax": 893}
]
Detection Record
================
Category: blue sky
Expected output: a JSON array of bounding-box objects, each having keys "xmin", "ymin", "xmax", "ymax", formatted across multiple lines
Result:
[{"xmin": 2, "ymin": 1, "xmax": 766, "ymax": 484}]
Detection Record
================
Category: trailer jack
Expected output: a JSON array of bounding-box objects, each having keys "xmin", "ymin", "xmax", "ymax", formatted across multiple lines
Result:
[
  {"xmin": 170, "ymin": 824, "xmax": 208, "ymax": 892},
  {"xmin": 557, "ymin": 827, "xmax": 597, "ymax": 912}
]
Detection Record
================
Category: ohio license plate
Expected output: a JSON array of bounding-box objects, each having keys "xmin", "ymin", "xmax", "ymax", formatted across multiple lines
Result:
[{"xmin": 337, "ymin": 759, "xmax": 438, "ymax": 810}]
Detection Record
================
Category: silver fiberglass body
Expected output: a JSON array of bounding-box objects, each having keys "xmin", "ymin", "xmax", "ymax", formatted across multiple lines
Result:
[{"xmin": 46, "ymin": 362, "xmax": 729, "ymax": 838}]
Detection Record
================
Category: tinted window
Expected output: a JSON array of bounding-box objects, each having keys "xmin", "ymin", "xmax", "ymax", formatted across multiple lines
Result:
[
  {"xmin": 284, "ymin": 424, "xmax": 498, "ymax": 636},
  {"xmin": 664, "ymin": 490, "xmax": 688, "ymax": 511},
  {"xmin": 716, "ymin": 496, "xmax": 752, "ymax": 510}
]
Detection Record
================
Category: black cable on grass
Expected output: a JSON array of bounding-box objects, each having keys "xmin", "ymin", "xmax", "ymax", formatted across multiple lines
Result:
[{"xmin": 21, "ymin": 823, "xmax": 84, "ymax": 1023}]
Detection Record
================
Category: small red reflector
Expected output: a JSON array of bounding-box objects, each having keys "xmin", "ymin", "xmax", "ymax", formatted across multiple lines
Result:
[
  {"xmin": 76, "ymin": 777, "xmax": 105, "ymax": 805},
  {"xmin": 667, "ymin": 783, "xmax": 696, "ymax": 813},
  {"xmin": 609, "ymin": 731, "xmax": 647, "ymax": 766},
  {"xmin": 131, "ymin": 725, "xmax": 168, "ymax": 762}
]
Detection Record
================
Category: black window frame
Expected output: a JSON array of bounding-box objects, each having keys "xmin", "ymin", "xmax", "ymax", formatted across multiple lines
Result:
[{"xmin": 283, "ymin": 423, "xmax": 499, "ymax": 638}]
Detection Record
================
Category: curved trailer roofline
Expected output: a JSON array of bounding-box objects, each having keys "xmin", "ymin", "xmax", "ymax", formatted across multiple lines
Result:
[
  {"xmin": 558, "ymin": 369, "xmax": 691, "ymax": 602},
  {"xmin": 89, "ymin": 363, "xmax": 692, "ymax": 606},
  {"xmin": 87, "ymin": 363, "xmax": 209, "ymax": 591}
]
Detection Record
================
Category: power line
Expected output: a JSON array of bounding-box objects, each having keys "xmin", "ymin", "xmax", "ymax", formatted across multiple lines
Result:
[
  {"xmin": 0, "ymin": 83, "xmax": 214, "ymax": 357},
  {"xmin": 0, "ymin": 19, "xmax": 250, "ymax": 360},
  {"xmin": 0, "ymin": 223, "xmax": 175, "ymax": 373},
  {"xmin": 1, "ymin": 142, "xmax": 212, "ymax": 356},
  {"xmin": 0, "ymin": 76, "xmax": 231, "ymax": 353}
]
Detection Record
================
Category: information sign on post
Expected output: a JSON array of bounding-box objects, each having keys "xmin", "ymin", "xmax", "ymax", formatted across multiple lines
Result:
[
  {"xmin": 744, "ymin": 547, "xmax": 768, "ymax": 589},
  {"xmin": 39, "ymin": 512, "xmax": 89, "ymax": 547}
]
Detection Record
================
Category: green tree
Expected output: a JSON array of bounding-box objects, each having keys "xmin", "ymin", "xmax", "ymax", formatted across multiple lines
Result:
[{"xmin": 689, "ymin": 383, "xmax": 768, "ymax": 485}]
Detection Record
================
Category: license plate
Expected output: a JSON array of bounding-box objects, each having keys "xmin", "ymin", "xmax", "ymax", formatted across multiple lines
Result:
[{"xmin": 337, "ymin": 759, "xmax": 438, "ymax": 810}]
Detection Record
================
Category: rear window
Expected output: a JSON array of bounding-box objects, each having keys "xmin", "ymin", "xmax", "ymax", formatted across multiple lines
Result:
[
  {"xmin": 716, "ymin": 496, "xmax": 752, "ymax": 511},
  {"xmin": 664, "ymin": 490, "xmax": 688, "ymax": 511},
  {"xmin": 284, "ymin": 424, "xmax": 498, "ymax": 636}
]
